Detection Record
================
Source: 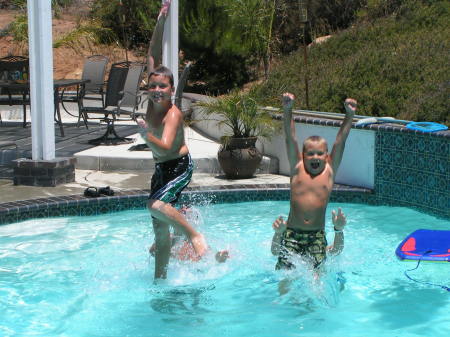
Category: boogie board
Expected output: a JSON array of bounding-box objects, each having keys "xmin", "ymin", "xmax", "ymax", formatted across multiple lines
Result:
[{"xmin": 396, "ymin": 229, "xmax": 450, "ymax": 262}]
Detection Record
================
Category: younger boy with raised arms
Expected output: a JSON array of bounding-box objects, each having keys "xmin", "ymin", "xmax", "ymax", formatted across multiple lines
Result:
[{"xmin": 276, "ymin": 93, "xmax": 356, "ymax": 272}]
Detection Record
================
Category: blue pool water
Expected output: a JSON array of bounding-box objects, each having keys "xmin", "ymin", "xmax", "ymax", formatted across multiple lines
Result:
[{"xmin": 0, "ymin": 201, "xmax": 449, "ymax": 337}]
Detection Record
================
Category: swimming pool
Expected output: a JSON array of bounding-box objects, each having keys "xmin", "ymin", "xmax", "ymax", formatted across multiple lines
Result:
[{"xmin": 1, "ymin": 201, "xmax": 449, "ymax": 337}]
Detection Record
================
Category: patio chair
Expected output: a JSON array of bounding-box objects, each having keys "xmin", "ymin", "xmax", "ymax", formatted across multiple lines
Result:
[
  {"xmin": 0, "ymin": 56, "xmax": 30, "ymax": 128},
  {"xmin": 60, "ymin": 55, "xmax": 109, "ymax": 128},
  {"xmin": 80, "ymin": 61, "xmax": 145, "ymax": 145}
]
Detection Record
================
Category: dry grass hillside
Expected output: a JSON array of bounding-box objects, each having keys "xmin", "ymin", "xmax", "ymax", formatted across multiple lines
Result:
[{"xmin": 0, "ymin": 5, "xmax": 142, "ymax": 79}]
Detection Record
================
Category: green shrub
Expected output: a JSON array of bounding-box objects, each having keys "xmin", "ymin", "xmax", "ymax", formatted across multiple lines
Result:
[
  {"xmin": 53, "ymin": 22, "xmax": 117, "ymax": 55},
  {"xmin": 181, "ymin": 0, "xmax": 275, "ymax": 94},
  {"xmin": 196, "ymin": 89, "xmax": 279, "ymax": 140},
  {"xmin": 3, "ymin": 0, "xmax": 77, "ymax": 43},
  {"xmin": 6, "ymin": 13, "xmax": 27, "ymax": 42},
  {"xmin": 89, "ymin": 0, "xmax": 159, "ymax": 50},
  {"xmin": 3, "ymin": 0, "xmax": 74, "ymax": 10},
  {"xmin": 253, "ymin": 0, "xmax": 449, "ymax": 125}
]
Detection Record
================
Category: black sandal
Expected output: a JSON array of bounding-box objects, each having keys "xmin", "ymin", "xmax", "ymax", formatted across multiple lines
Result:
[
  {"xmin": 84, "ymin": 186, "xmax": 100, "ymax": 198},
  {"xmin": 98, "ymin": 186, "xmax": 114, "ymax": 196}
]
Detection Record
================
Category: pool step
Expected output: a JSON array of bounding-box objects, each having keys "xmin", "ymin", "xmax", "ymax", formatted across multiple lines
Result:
[
  {"xmin": 74, "ymin": 130, "xmax": 279, "ymax": 174},
  {"xmin": 75, "ymin": 149, "xmax": 278, "ymax": 174}
]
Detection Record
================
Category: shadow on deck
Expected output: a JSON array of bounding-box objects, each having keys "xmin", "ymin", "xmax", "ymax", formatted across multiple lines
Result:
[{"xmin": 0, "ymin": 121, "xmax": 139, "ymax": 178}]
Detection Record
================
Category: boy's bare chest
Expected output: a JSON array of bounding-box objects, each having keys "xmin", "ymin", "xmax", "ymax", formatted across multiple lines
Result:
[
  {"xmin": 148, "ymin": 117, "xmax": 165, "ymax": 138},
  {"xmin": 149, "ymin": 124, "xmax": 163, "ymax": 138},
  {"xmin": 292, "ymin": 168, "xmax": 333, "ymax": 197}
]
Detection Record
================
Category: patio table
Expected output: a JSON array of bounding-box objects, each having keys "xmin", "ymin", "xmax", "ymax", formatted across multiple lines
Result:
[{"xmin": 0, "ymin": 79, "xmax": 89, "ymax": 137}]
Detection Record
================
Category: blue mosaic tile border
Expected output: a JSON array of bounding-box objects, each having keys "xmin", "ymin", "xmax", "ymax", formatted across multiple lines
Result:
[
  {"xmin": 0, "ymin": 184, "xmax": 374, "ymax": 225},
  {"xmin": 0, "ymin": 191, "xmax": 148, "ymax": 225},
  {"xmin": 273, "ymin": 114, "xmax": 449, "ymax": 218},
  {"xmin": 375, "ymin": 130, "xmax": 449, "ymax": 218}
]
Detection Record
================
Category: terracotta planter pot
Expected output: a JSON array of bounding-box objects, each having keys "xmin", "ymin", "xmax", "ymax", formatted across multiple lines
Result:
[{"xmin": 217, "ymin": 137, "xmax": 262, "ymax": 179}]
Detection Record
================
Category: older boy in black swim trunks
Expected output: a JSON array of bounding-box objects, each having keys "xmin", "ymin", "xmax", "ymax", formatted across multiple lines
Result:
[
  {"xmin": 138, "ymin": 66, "xmax": 208, "ymax": 279},
  {"xmin": 278, "ymin": 93, "xmax": 356, "ymax": 272},
  {"xmin": 137, "ymin": 1, "xmax": 207, "ymax": 281},
  {"xmin": 138, "ymin": 0, "xmax": 208, "ymax": 279},
  {"xmin": 138, "ymin": 66, "xmax": 207, "ymax": 280}
]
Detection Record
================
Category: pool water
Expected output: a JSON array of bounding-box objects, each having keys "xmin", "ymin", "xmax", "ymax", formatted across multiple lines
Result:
[{"xmin": 0, "ymin": 201, "xmax": 449, "ymax": 337}]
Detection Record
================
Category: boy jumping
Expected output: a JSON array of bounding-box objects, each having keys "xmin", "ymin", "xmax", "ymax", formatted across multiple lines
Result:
[
  {"xmin": 138, "ymin": 0, "xmax": 207, "ymax": 281},
  {"xmin": 138, "ymin": 67, "xmax": 208, "ymax": 280},
  {"xmin": 276, "ymin": 93, "xmax": 356, "ymax": 272}
]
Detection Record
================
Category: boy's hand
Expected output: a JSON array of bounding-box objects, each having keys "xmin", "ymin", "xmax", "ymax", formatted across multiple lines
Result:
[
  {"xmin": 215, "ymin": 250, "xmax": 229, "ymax": 263},
  {"xmin": 272, "ymin": 216, "xmax": 287, "ymax": 233},
  {"xmin": 149, "ymin": 243, "xmax": 156, "ymax": 256},
  {"xmin": 137, "ymin": 119, "xmax": 148, "ymax": 129},
  {"xmin": 332, "ymin": 208, "xmax": 346, "ymax": 231},
  {"xmin": 281, "ymin": 93, "xmax": 295, "ymax": 112},
  {"xmin": 158, "ymin": 0, "xmax": 171, "ymax": 18},
  {"xmin": 344, "ymin": 98, "xmax": 357, "ymax": 116}
]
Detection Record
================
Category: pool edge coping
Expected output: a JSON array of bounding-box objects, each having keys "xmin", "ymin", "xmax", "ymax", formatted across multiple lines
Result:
[
  {"xmin": 1, "ymin": 183, "xmax": 448, "ymax": 224},
  {"xmin": 0, "ymin": 183, "xmax": 378, "ymax": 225}
]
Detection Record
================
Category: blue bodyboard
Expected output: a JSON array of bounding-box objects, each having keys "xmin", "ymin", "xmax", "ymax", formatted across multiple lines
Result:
[{"xmin": 396, "ymin": 229, "xmax": 450, "ymax": 262}]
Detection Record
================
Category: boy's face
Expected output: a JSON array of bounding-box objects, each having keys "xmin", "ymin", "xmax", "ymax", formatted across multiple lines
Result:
[
  {"xmin": 303, "ymin": 141, "xmax": 328, "ymax": 175},
  {"xmin": 148, "ymin": 74, "xmax": 173, "ymax": 104}
]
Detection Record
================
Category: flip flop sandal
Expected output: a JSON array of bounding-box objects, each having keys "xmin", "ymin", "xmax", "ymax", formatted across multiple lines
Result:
[
  {"xmin": 98, "ymin": 186, "xmax": 114, "ymax": 196},
  {"xmin": 84, "ymin": 186, "xmax": 100, "ymax": 198}
]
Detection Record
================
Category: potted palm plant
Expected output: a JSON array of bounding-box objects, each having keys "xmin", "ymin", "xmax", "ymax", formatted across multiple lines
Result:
[{"xmin": 197, "ymin": 90, "xmax": 278, "ymax": 179}]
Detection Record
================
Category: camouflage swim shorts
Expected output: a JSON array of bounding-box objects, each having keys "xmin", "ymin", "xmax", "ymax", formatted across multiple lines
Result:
[{"xmin": 276, "ymin": 228, "xmax": 327, "ymax": 269}]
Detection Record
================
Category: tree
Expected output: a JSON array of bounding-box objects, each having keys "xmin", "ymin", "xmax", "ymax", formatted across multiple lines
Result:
[
  {"xmin": 180, "ymin": 0, "xmax": 278, "ymax": 93},
  {"xmin": 89, "ymin": 0, "xmax": 159, "ymax": 50}
]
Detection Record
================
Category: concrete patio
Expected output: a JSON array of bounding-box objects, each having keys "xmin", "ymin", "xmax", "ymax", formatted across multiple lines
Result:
[{"xmin": 0, "ymin": 101, "xmax": 288, "ymax": 204}]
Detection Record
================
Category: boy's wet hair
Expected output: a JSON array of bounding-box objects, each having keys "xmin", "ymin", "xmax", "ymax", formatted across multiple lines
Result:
[
  {"xmin": 148, "ymin": 66, "xmax": 174, "ymax": 87},
  {"xmin": 303, "ymin": 135, "xmax": 328, "ymax": 152}
]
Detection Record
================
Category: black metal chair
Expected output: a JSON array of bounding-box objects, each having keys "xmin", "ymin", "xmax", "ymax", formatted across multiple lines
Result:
[
  {"xmin": 60, "ymin": 55, "xmax": 109, "ymax": 128},
  {"xmin": 0, "ymin": 56, "xmax": 29, "ymax": 127},
  {"xmin": 80, "ymin": 61, "xmax": 145, "ymax": 145}
]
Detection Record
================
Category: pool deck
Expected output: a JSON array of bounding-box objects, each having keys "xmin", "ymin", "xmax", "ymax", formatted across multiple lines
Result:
[
  {"xmin": 0, "ymin": 113, "xmax": 290, "ymax": 204},
  {"xmin": 0, "ymin": 170, "xmax": 291, "ymax": 204}
]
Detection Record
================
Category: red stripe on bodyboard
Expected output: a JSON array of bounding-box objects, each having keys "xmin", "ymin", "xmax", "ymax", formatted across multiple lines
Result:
[
  {"xmin": 404, "ymin": 252, "xmax": 421, "ymax": 256},
  {"xmin": 401, "ymin": 237, "xmax": 416, "ymax": 252}
]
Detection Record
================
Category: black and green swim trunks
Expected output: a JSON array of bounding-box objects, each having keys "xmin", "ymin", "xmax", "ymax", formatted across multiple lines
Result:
[
  {"xmin": 149, "ymin": 154, "xmax": 193, "ymax": 205},
  {"xmin": 276, "ymin": 227, "xmax": 328, "ymax": 269}
]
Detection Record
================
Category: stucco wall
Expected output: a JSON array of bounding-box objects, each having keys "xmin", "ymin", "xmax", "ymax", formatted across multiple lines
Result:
[
  {"xmin": 190, "ymin": 99, "xmax": 375, "ymax": 189},
  {"xmin": 261, "ymin": 124, "xmax": 375, "ymax": 189}
]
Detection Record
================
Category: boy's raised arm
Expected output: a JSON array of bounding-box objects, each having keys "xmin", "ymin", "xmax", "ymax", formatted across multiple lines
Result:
[
  {"xmin": 147, "ymin": 0, "xmax": 171, "ymax": 74},
  {"xmin": 330, "ymin": 98, "xmax": 357, "ymax": 172},
  {"xmin": 282, "ymin": 93, "xmax": 301, "ymax": 175}
]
